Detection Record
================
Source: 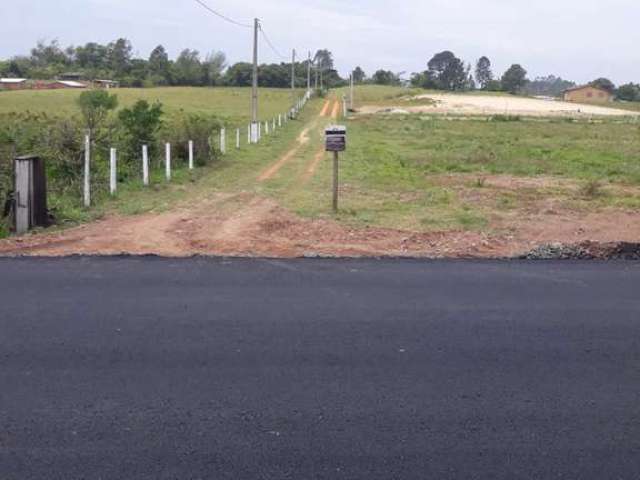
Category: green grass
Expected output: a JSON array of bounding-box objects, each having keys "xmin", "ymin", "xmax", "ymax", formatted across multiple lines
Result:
[
  {"xmin": 0, "ymin": 87, "xmax": 307, "ymax": 125},
  {"xmin": 255, "ymin": 110, "xmax": 640, "ymax": 233},
  {"xmin": 346, "ymin": 115, "xmax": 640, "ymax": 183}
]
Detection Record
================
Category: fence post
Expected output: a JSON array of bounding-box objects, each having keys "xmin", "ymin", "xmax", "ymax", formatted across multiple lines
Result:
[
  {"xmin": 83, "ymin": 134, "xmax": 90, "ymax": 207},
  {"xmin": 165, "ymin": 143, "xmax": 171, "ymax": 181},
  {"xmin": 220, "ymin": 128, "xmax": 226, "ymax": 154},
  {"xmin": 109, "ymin": 148, "xmax": 117, "ymax": 195},
  {"xmin": 258, "ymin": 122, "xmax": 261, "ymax": 141},
  {"xmin": 265, "ymin": 121, "xmax": 269, "ymax": 135},
  {"xmin": 188, "ymin": 140, "xmax": 194, "ymax": 170},
  {"xmin": 278, "ymin": 114, "xmax": 282, "ymax": 127},
  {"xmin": 236, "ymin": 128, "xmax": 240, "ymax": 149},
  {"xmin": 247, "ymin": 125, "xmax": 251, "ymax": 144},
  {"xmin": 273, "ymin": 118, "xmax": 276, "ymax": 131},
  {"xmin": 142, "ymin": 145, "xmax": 149, "ymax": 186}
]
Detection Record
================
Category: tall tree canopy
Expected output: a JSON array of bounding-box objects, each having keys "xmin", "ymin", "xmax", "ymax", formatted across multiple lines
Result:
[
  {"xmin": 475, "ymin": 56, "xmax": 493, "ymax": 90},
  {"xmin": 421, "ymin": 51, "xmax": 468, "ymax": 90},
  {"xmin": 501, "ymin": 64, "xmax": 528, "ymax": 94}
]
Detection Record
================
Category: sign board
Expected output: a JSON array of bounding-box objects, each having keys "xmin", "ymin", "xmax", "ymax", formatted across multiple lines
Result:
[{"xmin": 325, "ymin": 125, "xmax": 347, "ymax": 152}]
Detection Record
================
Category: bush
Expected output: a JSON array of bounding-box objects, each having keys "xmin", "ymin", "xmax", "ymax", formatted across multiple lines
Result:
[
  {"xmin": 160, "ymin": 112, "xmax": 222, "ymax": 167},
  {"xmin": 117, "ymin": 100, "xmax": 164, "ymax": 169}
]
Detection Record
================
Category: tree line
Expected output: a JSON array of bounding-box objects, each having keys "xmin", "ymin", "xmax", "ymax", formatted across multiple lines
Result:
[
  {"xmin": 0, "ymin": 39, "xmax": 345, "ymax": 89},
  {"xmin": 353, "ymin": 51, "xmax": 639, "ymax": 101}
]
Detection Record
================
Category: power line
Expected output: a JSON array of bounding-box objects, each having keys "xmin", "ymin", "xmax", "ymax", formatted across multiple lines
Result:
[
  {"xmin": 192, "ymin": 0, "xmax": 252, "ymax": 28},
  {"xmin": 258, "ymin": 24, "xmax": 288, "ymax": 61}
]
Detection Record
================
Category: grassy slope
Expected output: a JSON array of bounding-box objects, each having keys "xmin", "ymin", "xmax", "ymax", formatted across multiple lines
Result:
[{"xmin": 0, "ymin": 87, "xmax": 307, "ymax": 124}]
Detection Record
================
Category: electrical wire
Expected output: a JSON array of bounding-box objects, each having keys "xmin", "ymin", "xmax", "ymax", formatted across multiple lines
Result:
[
  {"xmin": 258, "ymin": 24, "xmax": 289, "ymax": 61},
  {"xmin": 192, "ymin": 0, "xmax": 252, "ymax": 28}
]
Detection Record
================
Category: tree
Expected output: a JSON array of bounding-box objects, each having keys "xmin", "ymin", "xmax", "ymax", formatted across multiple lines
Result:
[
  {"xmin": 371, "ymin": 70, "xmax": 400, "ymax": 86},
  {"xmin": 75, "ymin": 42, "xmax": 109, "ymax": 70},
  {"xmin": 118, "ymin": 100, "xmax": 163, "ymax": 157},
  {"xmin": 352, "ymin": 66, "xmax": 366, "ymax": 83},
  {"xmin": 424, "ymin": 51, "xmax": 467, "ymax": 90},
  {"xmin": 148, "ymin": 45, "xmax": 171, "ymax": 85},
  {"xmin": 76, "ymin": 90, "xmax": 118, "ymax": 137},
  {"xmin": 223, "ymin": 62, "xmax": 253, "ymax": 87},
  {"xmin": 475, "ymin": 56, "xmax": 493, "ymax": 90},
  {"xmin": 314, "ymin": 49, "xmax": 334, "ymax": 71},
  {"xmin": 501, "ymin": 64, "xmax": 528, "ymax": 94},
  {"xmin": 524, "ymin": 75, "xmax": 575, "ymax": 97},
  {"xmin": 202, "ymin": 51, "xmax": 227, "ymax": 86},
  {"xmin": 617, "ymin": 83, "xmax": 640, "ymax": 102},
  {"xmin": 30, "ymin": 40, "xmax": 70, "ymax": 68},
  {"xmin": 173, "ymin": 49, "xmax": 203, "ymax": 86},
  {"xmin": 108, "ymin": 38, "xmax": 132, "ymax": 76},
  {"xmin": 589, "ymin": 77, "xmax": 616, "ymax": 93}
]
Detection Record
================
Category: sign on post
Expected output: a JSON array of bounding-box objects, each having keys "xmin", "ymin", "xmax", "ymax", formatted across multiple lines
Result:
[
  {"xmin": 325, "ymin": 125, "xmax": 347, "ymax": 152},
  {"xmin": 325, "ymin": 125, "xmax": 347, "ymax": 212}
]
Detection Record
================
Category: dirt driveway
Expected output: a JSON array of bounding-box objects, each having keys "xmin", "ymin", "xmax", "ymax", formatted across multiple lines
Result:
[{"xmin": 360, "ymin": 93, "xmax": 640, "ymax": 118}]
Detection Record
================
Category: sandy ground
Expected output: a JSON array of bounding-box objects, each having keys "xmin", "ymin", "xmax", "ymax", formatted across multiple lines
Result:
[{"xmin": 360, "ymin": 93, "xmax": 640, "ymax": 118}]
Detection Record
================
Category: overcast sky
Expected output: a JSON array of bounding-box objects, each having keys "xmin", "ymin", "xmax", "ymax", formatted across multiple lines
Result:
[{"xmin": 1, "ymin": 0, "xmax": 638, "ymax": 84}]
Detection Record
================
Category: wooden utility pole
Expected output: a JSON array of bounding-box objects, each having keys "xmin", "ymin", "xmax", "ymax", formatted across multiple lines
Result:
[
  {"xmin": 332, "ymin": 151, "xmax": 339, "ymax": 212},
  {"xmin": 251, "ymin": 18, "xmax": 259, "ymax": 143},
  {"xmin": 83, "ymin": 134, "xmax": 90, "ymax": 207}
]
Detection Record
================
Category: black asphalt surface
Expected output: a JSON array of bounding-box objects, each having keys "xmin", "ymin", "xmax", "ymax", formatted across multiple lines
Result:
[{"xmin": 1, "ymin": 257, "xmax": 640, "ymax": 480}]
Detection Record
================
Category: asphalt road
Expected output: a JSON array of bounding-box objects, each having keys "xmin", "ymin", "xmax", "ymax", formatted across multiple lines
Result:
[{"xmin": 1, "ymin": 257, "xmax": 640, "ymax": 480}]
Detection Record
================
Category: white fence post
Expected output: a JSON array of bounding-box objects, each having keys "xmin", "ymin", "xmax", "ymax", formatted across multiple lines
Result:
[
  {"xmin": 109, "ymin": 148, "xmax": 117, "ymax": 195},
  {"xmin": 142, "ymin": 145, "xmax": 149, "ymax": 186},
  {"xmin": 83, "ymin": 134, "xmax": 90, "ymax": 207},
  {"xmin": 265, "ymin": 121, "xmax": 269, "ymax": 135},
  {"xmin": 272, "ymin": 118, "xmax": 276, "ymax": 131},
  {"xmin": 188, "ymin": 140, "xmax": 194, "ymax": 170},
  {"xmin": 278, "ymin": 114, "xmax": 282, "ymax": 127},
  {"xmin": 236, "ymin": 128, "xmax": 240, "ymax": 149},
  {"xmin": 220, "ymin": 128, "xmax": 226, "ymax": 154},
  {"xmin": 165, "ymin": 143, "xmax": 171, "ymax": 181}
]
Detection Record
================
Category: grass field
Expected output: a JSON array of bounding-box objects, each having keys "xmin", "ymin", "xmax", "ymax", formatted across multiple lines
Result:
[{"xmin": 0, "ymin": 87, "xmax": 307, "ymax": 125}]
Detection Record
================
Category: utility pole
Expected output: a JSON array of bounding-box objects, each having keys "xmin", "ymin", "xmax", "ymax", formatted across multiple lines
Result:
[
  {"xmin": 291, "ymin": 49, "xmax": 296, "ymax": 114},
  {"xmin": 350, "ymin": 72, "xmax": 354, "ymax": 110},
  {"xmin": 314, "ymin": 54, "xmax": 319, "ymax": 90},
  {"xmin": 307, "ymin": 51, "xmax": 311, "ymax": 93},
  {"xmin": 251, "ymin": 18, "xmax": 259, "ymax": 143}
]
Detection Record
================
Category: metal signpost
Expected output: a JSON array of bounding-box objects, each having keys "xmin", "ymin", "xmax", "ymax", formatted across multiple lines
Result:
[{"xmin": 325, "ymin": 125, "xmax": 347, "ymax": 213}]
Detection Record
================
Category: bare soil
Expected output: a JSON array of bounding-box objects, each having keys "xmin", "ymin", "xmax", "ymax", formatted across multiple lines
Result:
[
  {"xmin": 1, "ymin": 186, "xmax": 639, "ymax": 258},
  {"xmin": 360, "ymin": 93, "xmax": 640, "ymax": 118}
]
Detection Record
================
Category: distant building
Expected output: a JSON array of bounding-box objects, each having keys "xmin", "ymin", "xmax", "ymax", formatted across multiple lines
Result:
[
  {"xmin": 0, "ymin": 78, "xmax": 28, "ymax": 91},
  {"xmin": 54, "ymin": 80, "xmax": 87, "ymax": 89},
  {"xmin": 563, "ymin": 85, "xmax": 614, "ymax": 104},
  {"xmin": 93, "ymin": 79, "xmax": 120, "ymax": 89}
]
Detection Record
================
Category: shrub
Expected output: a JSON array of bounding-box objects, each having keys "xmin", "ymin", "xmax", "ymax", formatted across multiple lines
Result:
[
  {"xmin": 117, "ymin": 100, "xmax": 164, "ymax": 166},
  {"xmin": 160, "ymin": 112, "xmax": 222, "ymax": 167}
]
